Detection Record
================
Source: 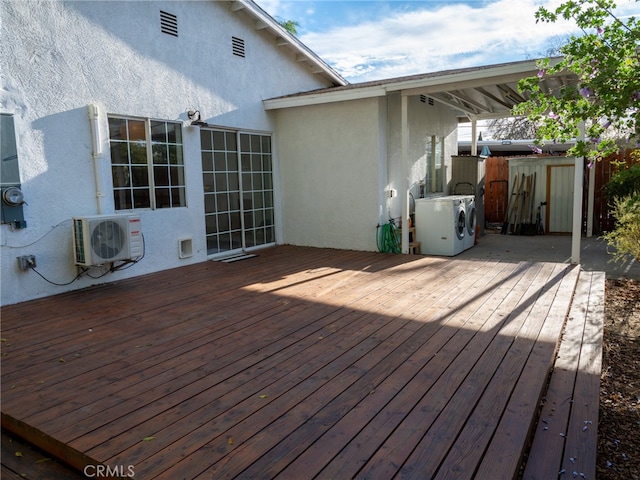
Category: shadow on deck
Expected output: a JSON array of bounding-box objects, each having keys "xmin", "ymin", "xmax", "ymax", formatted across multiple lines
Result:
[{"xmin": 1, "ymin": 245, "xmax": 603, "ymax": 479}]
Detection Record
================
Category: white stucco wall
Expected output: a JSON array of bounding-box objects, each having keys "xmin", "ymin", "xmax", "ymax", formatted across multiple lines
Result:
[
  {"xmin": 273, "ymin": 93, "xmax": 459, "ymax": 252},
  {"xmin": 276, "ymin": 98, "xmax": 383, "ymax": 251},
  {"xmin": 386, "ymin": 94, "xmax": 459, "ymax": 221},
  {"xmin": 1, "ymin": 0, "xmax": 331, "ymax": 305}
]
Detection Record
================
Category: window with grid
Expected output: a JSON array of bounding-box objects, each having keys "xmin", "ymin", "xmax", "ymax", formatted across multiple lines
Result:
[
  {"xmin": 425, "ymin": 135, "xmax": 444, "ymax": 194},
  {"xmin": 109, "ymin": 117, "xmax": 186, "ymax": 210}
]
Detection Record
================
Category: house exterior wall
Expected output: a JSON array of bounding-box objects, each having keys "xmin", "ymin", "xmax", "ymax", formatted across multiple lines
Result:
[
  {"xmin": 275, "ymin": 98, "xmax": 383, "ymax": 251},
  {"xmin": 1, "ymin": 0, "xmax": 332, "ymax": 305},
  {"xmin": 386, "ymin": 94, "xmax": 459, "ymax": 222},
  {"xmin": 273, "ymin": 94, "xmax": 459, "ymax": 252}
]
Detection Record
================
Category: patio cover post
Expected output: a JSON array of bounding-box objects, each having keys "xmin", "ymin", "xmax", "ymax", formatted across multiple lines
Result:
[
  {"xmin": 571, "ymin": 124, "xmax": 585, "ymax": 263},
  {"xmin": 401, "ymin": 94, "xmax": 409, "ymax": 254},
  {"xmin": 470, "ymin": 118, "xmax": 478, "ymax": 156},
  {"xmin": 587, "ymin": 159, "xmax": 595, "ymax": 237}
]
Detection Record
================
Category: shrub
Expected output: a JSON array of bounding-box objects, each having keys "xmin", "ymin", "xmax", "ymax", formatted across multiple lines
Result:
[
  {"xmin": 603, "ymin": 163, "xmax": 640, "ymax": 200},
  {"xmin": 602, "ymin": 193, "xmax": 640, "ymax": 263}
]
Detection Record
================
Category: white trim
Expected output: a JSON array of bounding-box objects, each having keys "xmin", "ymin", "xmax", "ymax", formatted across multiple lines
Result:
[
  {"xmin": 264, "ymin": 58, "xmax": 562, "ymax": 111},
  {"xmin": 264, "ymin": 86, "xmax": 388, "ymax": 110},
  {"xmin": 233, "ymin": 0, "xmax": 347, "ymax": 86}
]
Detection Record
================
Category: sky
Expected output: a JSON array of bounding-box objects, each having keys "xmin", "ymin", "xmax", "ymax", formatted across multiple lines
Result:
[{"xmin": 258, "ymin": 0, "xmax": 640, "ymax": 84}]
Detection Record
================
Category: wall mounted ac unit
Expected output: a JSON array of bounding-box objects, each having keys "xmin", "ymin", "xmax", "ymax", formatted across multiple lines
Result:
[{"xmin": 72, "ymin": 214, "xmax": 143, "ymax": 266}]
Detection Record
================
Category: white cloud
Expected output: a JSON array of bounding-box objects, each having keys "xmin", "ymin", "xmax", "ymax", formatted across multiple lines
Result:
[
  {"xmin": 298, "ymin": 0, "xmax": 580, "ymax": 81},
  {"xmin": 259, "ymin": 0, "xmax": 639, "ymax": 83}
]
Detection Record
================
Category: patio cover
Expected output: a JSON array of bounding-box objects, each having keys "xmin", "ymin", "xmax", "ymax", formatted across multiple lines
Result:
[{"xmin": 264, "ymin": 59, "xmax": 586, "ymax": 263}]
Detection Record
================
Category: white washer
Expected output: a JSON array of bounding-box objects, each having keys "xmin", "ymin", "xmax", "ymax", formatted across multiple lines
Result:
[
  {"xmin": 462, "ymin": 195, "xmax": 476, "ymax": 250},
  {"xmin": 414, "ymin": 196, "xmax": 466, "ymax": 256}
]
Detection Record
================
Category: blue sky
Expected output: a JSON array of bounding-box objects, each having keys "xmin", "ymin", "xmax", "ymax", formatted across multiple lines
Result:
[{"xmin": 259, "ymin": 0, "xmax": 639, "ymax": 83}]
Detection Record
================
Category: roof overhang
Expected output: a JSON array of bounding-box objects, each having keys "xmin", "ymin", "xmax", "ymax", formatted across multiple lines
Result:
[
  {"xmin": 229, "ymin": 0, "xmax": 347, "ymax": 87},
  {"xmin": 458, "ymin": 139, "xmax": 575, "ymax": 155},
  {"xmin": 264, "ymin": 57, "xmax": 576, "ymax": 121}
]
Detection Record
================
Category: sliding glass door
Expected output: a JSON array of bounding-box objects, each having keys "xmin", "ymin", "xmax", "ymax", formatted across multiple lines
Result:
[{"xmin": 201, "ymin": 129, "xmax": 275, "ymax": 255}]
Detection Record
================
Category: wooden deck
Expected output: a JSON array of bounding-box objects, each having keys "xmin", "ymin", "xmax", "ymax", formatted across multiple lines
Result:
[{"xmin": 1, "ymin": 245, "xmax": 591, "ymax": 479}]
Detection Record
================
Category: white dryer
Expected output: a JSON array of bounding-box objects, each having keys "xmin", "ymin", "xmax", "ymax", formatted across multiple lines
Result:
[
  {"xmin": 414, "ymin": 196, "xmax": 466, "ymax": 256},
  {"xmin": 462, "ymin": 195, "xmax": 476, "ymax": 250}
]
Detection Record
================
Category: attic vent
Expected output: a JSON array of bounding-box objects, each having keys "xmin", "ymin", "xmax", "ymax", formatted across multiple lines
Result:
[
  {"xmin": 420, "ymin": 95, "xmax": 435, "ymax": 105},
  {"xmin": 232, "ymin": 36, "xmax": 245, "ymax": 57},
  {"xmin": 160, "ymin": 10, "xmax": 178, "ymax": 37}
]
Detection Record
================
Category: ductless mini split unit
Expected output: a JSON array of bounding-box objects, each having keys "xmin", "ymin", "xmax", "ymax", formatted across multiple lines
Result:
[{"xmin": 72, "ymin": 214, "xmax": 143, "ymax": 266}]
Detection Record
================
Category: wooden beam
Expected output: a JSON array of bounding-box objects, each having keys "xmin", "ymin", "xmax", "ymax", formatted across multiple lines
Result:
[
  {"xmin": 428, "ymin": 93, "xmax": 479, "ymax": 116},
  {"xmin": 475, "ymin": 86, "xmax": 514, "ymax": 110},
  {"xmin": 499, "ymin": 84, "xmax": 525, "ymax": 103},
  {"xmin": 447, "ymin": 90, "xmax": 492, "ymax": 114}
]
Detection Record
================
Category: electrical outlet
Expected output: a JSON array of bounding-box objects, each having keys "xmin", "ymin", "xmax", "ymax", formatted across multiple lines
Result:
[{"xmin": 17, "ymin": 255, "xmax": 36, "ymax": 271}]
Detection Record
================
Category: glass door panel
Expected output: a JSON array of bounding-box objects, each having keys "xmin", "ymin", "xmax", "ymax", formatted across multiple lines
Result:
[
  {"xmin": 201, "ymin": 130, "xmax": 275, "ymax": 255},
  {"xmin": 239, "ymin": 133, "xmax": 275, "ymax": 249},
  {"xmin": 201, "ymin": 130, "xmax": 242, "ymax": 254}
]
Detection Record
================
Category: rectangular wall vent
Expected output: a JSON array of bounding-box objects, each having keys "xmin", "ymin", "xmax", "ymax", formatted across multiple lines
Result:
[
  {"xmin": 232, "ymin": 36, "xmax": 245, "ymax": 57},
  {"xmin": 419, "ymin": 95, "xmax": 435, "ymax": 105},
  {"xmin": 160, "ymin": 11, "xmax": 178, "ymax": 37}
]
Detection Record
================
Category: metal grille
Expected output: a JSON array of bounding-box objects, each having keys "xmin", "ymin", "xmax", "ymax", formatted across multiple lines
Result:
[
  {"xmin": 73, "ymin": 218, "xmax": 86, "ymax": 264},
  {"xmin": 232, "ymin": 36, "xmax": 245, "ymax": 57},
  {"xmin": 91, "ymin": 220, "xmax": 125, "ymax": 260},
  {"xmin": 160, "ymin": 11, "xmax": 178, "ymax": 37}
]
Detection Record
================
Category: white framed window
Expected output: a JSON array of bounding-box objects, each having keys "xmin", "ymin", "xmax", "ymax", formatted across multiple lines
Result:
[
  {"xmin": 108, "ymin": 116, "xmax": 186, "ymax": 210},
  {"xmin": 425, "ymin": 135, "xmax": 444, "ymax": 194}
]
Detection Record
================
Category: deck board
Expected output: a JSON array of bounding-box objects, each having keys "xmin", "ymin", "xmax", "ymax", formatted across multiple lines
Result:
[{"xmin": 0, "ymin": 245, "xmax": 590, "ymax": 479}]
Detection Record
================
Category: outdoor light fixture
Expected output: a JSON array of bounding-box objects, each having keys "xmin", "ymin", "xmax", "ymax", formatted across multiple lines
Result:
[{"xmin": 187, "ymin": 109, "xmax": 208, "ymax": 127}]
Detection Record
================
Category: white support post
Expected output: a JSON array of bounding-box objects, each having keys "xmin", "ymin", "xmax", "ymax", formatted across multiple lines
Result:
[
  {"xmin": 401, "ymin": 94, "xmax": 409, "ymax": 254},
  {"xmin": 470, "ymin": 118, "xmax": 478, "ymax": 156},
  {"xmin": 587, "ymin": 160, "xmax": 595, "ymax": 237},
  {"xmin": 571, "ymin": 124, "xmax": 585, "ymax": 263}
]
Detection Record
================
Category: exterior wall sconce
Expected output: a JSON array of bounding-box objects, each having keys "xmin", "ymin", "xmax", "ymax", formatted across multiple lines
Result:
[{"xmin": 187, "ymin": 109, "xmax": 208, "ymax": 127}]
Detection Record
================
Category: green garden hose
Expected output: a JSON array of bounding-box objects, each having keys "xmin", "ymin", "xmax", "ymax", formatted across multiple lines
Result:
[{"xmin": 377, "ymin": 220, "xmax": 401, "ymax": 253}]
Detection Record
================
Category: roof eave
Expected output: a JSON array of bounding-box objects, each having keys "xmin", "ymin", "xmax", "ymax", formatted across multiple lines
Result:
[
  {"xmin": 231, "ymin": 0, "xmax": 347, "ymax": 87},
  {"xmin": 263, "ymin": 57, "xmax": 568, "ymax": 112}
]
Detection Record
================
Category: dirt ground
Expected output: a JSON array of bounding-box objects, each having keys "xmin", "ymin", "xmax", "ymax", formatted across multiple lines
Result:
[{"xmin": 597, "ymin": 278, "xmax": 640, "ymax": 479}]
